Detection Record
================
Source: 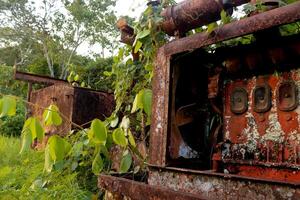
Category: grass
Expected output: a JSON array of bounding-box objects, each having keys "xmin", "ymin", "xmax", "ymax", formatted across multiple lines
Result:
[{"xmin": 0, "ymin": 135, "xmax": 93, "ymax": 200}]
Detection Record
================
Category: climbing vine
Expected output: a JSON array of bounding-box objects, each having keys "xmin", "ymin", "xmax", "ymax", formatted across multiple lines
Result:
[{"xmin": 1, "ymin": 0, "xmax": 299, "ymax": 196}]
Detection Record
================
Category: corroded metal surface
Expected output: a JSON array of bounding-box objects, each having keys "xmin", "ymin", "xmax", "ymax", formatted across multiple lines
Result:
[
  {"xmin": 161, "ymin": 0, "xmax": 250, "ymax": 36},
  {"xmin": 149, "ymin": 47, "xmax": 170, "ymax": 166},
  {"xmin": 105, "ymin": 2, "xmax": 300, "ymax": 199},
  {"xmin": 72, "ymin": 87, "xmax": 115, "ymax": 126},
  {"xmin": 30, "ymin": 84, "xmax": 115, "ymax": 136},
  {"xmin": 98, "ymin": 175, "xmax": 205, "ymax": 200},
  {"xmin": 148, "ymin": 169, "xmax": 300, "ymax": 200},
  {"xmin": 218, "ymin": 69, "xmax": 300, "ymax": 182},
  {"xmin": 30, "ymin": 84, "xmax": 73, "ymax": 135},
  {"xmin": 163, "ymin": 1, "xmax": 300, "ymax": 55}
]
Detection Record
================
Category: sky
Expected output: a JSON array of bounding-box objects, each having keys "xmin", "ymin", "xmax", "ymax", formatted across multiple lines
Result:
[{"xmin": 77, "ymin": 0, "xmax": 146, "ymax": 56}]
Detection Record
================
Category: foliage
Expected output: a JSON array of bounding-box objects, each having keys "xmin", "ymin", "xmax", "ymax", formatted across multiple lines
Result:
[
  {"xmin": 0, "ymin": 102, "xmax": 25, "ymax": 137},
  {"xmin": 0, "ymin": 0, "xmax": 117, "ymax": 78},
  {"xmin": 0, "ymin": 135, "xmax": 92, "ymax": 199},
  {"xmin": 0, "ymin": 65, "xmax": 27, "ymax": 97},
  {"xmin": 3, "ymin": 0, "xmax": 300, "ymax": 198},
  {"xmin": 0, "ymin": 3, "xmax": 175, "ymax": 191}
]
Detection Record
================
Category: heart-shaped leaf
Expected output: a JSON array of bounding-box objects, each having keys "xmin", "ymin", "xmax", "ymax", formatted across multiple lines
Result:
[
  {"xmin": 0, "ymin": 96, "xmax": 16, "ymax": 117},
  {"xmin": 88, "ymin": 119, "xmax": 107, "ymax": 144},
  {"xmin": 43, "ymin": 105, "xmax": 62, "ymax": 126},
  {"xmin": 112, "ymin": 128, "xmax": 127, "ymax": 147}
]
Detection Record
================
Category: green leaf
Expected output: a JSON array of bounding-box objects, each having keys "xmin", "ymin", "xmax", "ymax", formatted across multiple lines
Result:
[
  {"xmin": 88, "ymin": 119, "xmax": 107, "ymax": 144},
  {"xmin": 106, "ymin": 134, "xmax": 113, "ymax": 149},
  {"xmin": 110, "ymin": 116, "xmax": 119, "ymax": 128},
  {"xmin": 99, "ymin": 144, "xmax": 110, "ymax": 159},
  {"xmin": 128, "ymin": 130, "xmax": 136, "ymax": 148},
  {"xmin": 136, "ymin": 29, "xmax": 150, "ymax": 39},
  {"xmin": 30, "ymin": 118, "xmax": 44, "ymax": 141},
  {"xmin": 206, "ymin": 22, "xmax": 218, "ymax": 34},
  {"xmin": 44, "ymin": 145, "xmax": 54, "ymax": 173},
  {"xmin": 19, "ymin": 129, "xmax": 32, "ymax": 154},
  {"xmin": 142, "ymin": 89, "xmax": 152, "ymax": 116},
  {"xmin": 103, "ymin": 71, "xmax": 112, "ymax": 77},
  {"xmin": 120, "ymin": 150, "xmax": 132, "ymax": 173},
  {"xmin": 67, "ymin": 71, "xmax": 75, "ymax": 83},
  {"xmin": 74, "ymin": 74, "xmax": 79, "ymax": 81},
  {"xmin": 0, "ymin": 99, "xmax": 2, "ymax": 114},
  {"xmin": 22, "ymin": 117, "xmax": 44, "ymax": 142},
  {"xmin": 220, "ymin": 10, "xmax": 231, "ymax": 25},
  {"xmin": 43, "ymin": 104, "xmax": 63, "ymax": 126},
  {"xmin": 112, "ymin": 128, "xmax": 127, "ymax": 147},
  {"xmin": 92, "ymin": 154, "xmax": 103, "ymax": 175},
  {"xmin": 134, "ymin": 40, "xmax": 143, "ymax": 54},
  {"xmin": 48, "ymin": 135, "xmax": 71, "ymax": 162},
  {"xmin": 0, "ymin": 96, "xmax": 16, "ymax": 117},
  {"xmin": 131, "ymin": 91, "xmax": 143, "ymax": 113}
]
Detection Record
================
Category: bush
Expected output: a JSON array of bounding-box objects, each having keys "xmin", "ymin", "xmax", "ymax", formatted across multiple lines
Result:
[
  {"xmin": 0, "ymin": 102, "xmax": 25, "ymax": 137},
  {"xmin": 0, "ymin": 135, "xmax": 93, "ymax": 199}
]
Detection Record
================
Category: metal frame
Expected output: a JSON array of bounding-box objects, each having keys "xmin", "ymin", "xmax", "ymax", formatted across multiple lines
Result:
[
  {"xmin": 149, "ymin": 0, "xmax": 300, "ymax": 167},
  {"xmin": 98, "ymin": 175, "xmax": 205, "ymax": 200}
]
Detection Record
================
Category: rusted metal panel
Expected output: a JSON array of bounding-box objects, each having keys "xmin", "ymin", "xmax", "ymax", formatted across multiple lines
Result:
[
  {"xmin": 30, "ymin": 85, "xmax": 115, "ymax": 136},
  {"xmin": 98, "ymin": 175, "xmax": 205, "ymax": 200},
  {"xmin": 163, "ymin": 1, "xmax": 300, "ymax": 56},
  {"xmin": 30, "ymin": 84, "xmax": 73, "ymax": 136},
  {"xmin": 14, "ymin": 70, "xmax": 67, "ymax": 85},
  {"xmin": 220, "ymin": 69, "xmax": 300, "ymax": 183},
  {"xmin": 148, "ymin": 169, "xmax": 300, "ymax": 200},
  {"xmin": 149, "ymin": 48, "xmax": 171, "ymax": 166},
  {"xmin": 72, "ymin": 87, "xmax": 115, "ymax": 126}
]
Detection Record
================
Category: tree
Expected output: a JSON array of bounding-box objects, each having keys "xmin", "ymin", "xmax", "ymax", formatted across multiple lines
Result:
[{"xmin": 0, "ymin": 0, "xmax": 117, "ymax": 78}]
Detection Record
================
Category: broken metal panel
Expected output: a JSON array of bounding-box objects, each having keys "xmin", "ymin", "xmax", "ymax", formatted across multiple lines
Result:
[
  {"xmin": 148, "ymin": 169, "xmax": 300, "ymax": 200},
  {"xmin": 163, "ymin": 1, "xmax": 300, "ymax": 56},
  {"xmin": 98, "ymin": 175, "xmax": 205, "ymax": 200}
]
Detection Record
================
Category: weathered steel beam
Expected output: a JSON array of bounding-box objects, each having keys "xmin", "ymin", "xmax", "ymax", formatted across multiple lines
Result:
[
  {"xmin": 163, "ymin": 1, "xmax": 300, "ymax": 55},
  {"xmin": 98, "ymin": 175, "xmax": 205, "ymax": 200},
  {"xmin": 149, "ymin": 47, "xmax": 170, "ymax": 166},
  {"xmin": 14, "ymin": 70, "xmax": 67, "ymax": 85},
  {"xmin": 161, "ymin": 0, "xmax": 251, "ymax": 36}
]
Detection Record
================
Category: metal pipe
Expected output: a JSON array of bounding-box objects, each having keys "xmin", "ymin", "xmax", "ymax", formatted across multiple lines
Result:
[{"xmin": 161, "ymin": 0, "xmax": 251, "ymax": 36}]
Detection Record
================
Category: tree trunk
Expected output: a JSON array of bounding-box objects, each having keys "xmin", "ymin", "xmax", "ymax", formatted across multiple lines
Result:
[{"xmin": 43, "ymin": 42, "xmax": 55, "ymax": 77}]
